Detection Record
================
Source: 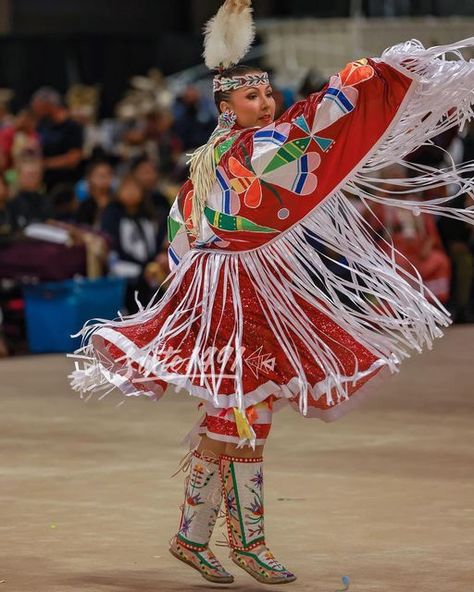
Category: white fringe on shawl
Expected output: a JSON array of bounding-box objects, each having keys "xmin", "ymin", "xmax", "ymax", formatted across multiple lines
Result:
[{"xmin": 70, "ymin": 38, "xmax": 474, "ymax": 418}]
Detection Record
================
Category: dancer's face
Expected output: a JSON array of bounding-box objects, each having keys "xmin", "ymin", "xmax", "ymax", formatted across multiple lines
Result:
[{"xmin": 220, "ymin": 82, "xmax": 276, "ymax": 129}]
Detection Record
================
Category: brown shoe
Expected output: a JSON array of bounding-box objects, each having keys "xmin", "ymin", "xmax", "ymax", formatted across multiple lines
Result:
[
  {"xmin": 231, "ymin": 546, "xmax": 297, "ymax": 584},
  {"xmin": 169, "ymin": 536, "xmax": 234, "ymax": 584}
]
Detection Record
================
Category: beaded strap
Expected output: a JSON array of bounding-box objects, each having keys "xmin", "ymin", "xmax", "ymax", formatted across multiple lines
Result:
[
  {"xmin": 176, "ymin": 536, "xmax": 209, "ymax": 552},
  {"xmin": 219, "ymin": 455, "xmax": 263, "ymax": 463},
  {"xmin": 213, "ymin": 72, "xmax": 270, "ymax": 93}
]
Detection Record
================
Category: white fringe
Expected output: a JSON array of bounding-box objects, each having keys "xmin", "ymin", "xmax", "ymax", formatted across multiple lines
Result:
[{"xmin": 70, "ymin": 38, "xmax": 474, "ymax": 416}]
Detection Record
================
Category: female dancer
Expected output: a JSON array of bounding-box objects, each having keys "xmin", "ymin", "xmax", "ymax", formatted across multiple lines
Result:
[{"xmin": 71, "ymin": 0, "xmax": 474, "ymax": 585}]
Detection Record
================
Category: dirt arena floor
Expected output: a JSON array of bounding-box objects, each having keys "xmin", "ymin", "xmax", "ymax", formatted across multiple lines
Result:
[{"xmin": 1, "ymin": 326, "xmax": 473, "ymax": 592}]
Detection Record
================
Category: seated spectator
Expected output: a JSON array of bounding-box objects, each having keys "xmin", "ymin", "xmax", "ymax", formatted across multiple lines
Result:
[
  {"xmin": 130, "ymin": 155, "xmax": 169, "ymax": 246},
  {"xmin": 0, "ymin": 109, "xmax": 41, "ymax": 172},
  {"xmin": 0, "ymin": 307, "xmax": 7, "ymax": 357},
  {"xmin": 437, "ymin": 120, "xmax": 474, "ymax": 322},
  {"xmin": 101, "ymin": 175, "xmax": 166, "ymax": 312},
  {"xmin": 66, "ymin": 84, "xmax": 103, "ymax": 160},
  {"xmin": 75, "ymin": 160, "xmax": 114, "ymax": 229},
  {"xmin": 143, "ymin": 110, "xmax": 183, "ymax": 175},
  {"xmin": 0, "ymin": 173, "xmax": 15, "ymax": 242},
  {"xmin": 31, "ymin": 87, "xmax": 84, "ymax": 192},
  {"xmin": 50, "ymin": 184, "xmax": 78, "ymax": 224},
  {"xmin": 0, "ymin": 90, "xmax": 14, "ymax": 131},
  {"xmin": 438, "ymin": 194, "xmax": 473, "ymax": 322},
  {"xmin": 8, "ymin": 158, "xmax": 51, "ymax": 231},
  {"xmin": 368, "ymin": 163, "xmax": 451, "ymax": 304},
  {"xmin": 172, "ymin": 85, "xmax": 216, "ymax": 150},
  {"xmin": 298, "ymin": 69, "xmax": 328, "ymax": 99}
]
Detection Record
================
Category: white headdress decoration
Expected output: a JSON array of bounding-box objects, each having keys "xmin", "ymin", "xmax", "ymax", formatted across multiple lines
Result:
[{"xmin": 203, "ymin": 0, "xmax": 255, "ymax": 71}]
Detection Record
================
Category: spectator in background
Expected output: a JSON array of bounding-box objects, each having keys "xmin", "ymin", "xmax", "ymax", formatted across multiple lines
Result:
[
  {"xmin": 130, "ymin": 155, "xmax": 170, "ymax": 248},
  {"xmin": 406, "ymin": 120, "xmax": 458, "ymax": 182},
  {"xmin": 75, "ymin": 160, "xmax": 114, "ymax": 229},
  {"xmin": 143, "ymin": 110, "xmax": 183, "ymax": 175},
  {"xmin": 368, "ymin": 163, "xmax": 451, "ymax": 304},
  {"xmin": 0, "ymin": 173, "xmax": 15, "ymax": 241},
  {"xmin": 0, "ymin": 109, "xmax": 41, "ymax": 172},
  {"xmin": 298, "ymin": 69, "xmax": 328, "ymax": 99},
  {"xmin": 50, "ymin": 184, "xmax": 78, "ymax": 224},
  {"xmin": 0, "ymin": 172, "xmax": 13, "ymax": 356},
  {"xmin": 438, "ymin": 194, "xmax": 474, "ymax": 323},
  {"xmin": 0, "ymin": 307, "xmax": 7, "ymax": 357},
  {"xmin": 31, "ymin": 87, "xmax": 84, "ymax": 192},
  {"xmin": 116, "ymin": 120, "xmax": 151, "ymax": 166},
  {"xmin": 438, "ymin": 120, "xmax": 474, "ymax": 322},
  {"xmin": 66, "ymin": 84, "xmax": 103, "ymax": 161},
  {"xmin": 8, "ymin": 158, "xmax": 51, "ymax": 231},
  {"xmin": 101, "ymin": 175, "xmax": 165, "ymax": 312},
  {"xmin": 172, "ymin": 85, "xmax": 216, "ymax": 150},
  {"xmin": 0, "ymin": 90, "xmax": 14, "ymax": 131}
]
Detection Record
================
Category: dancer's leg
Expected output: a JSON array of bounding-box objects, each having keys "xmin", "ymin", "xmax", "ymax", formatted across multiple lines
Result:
[
  {"xmin": 218, "ymin": 402, "xmax": 297, "ymax": 585},
  {"xmin": 197, "ymin": 434, "xmax": 227, "ymax": 456},
  {"xmin": 169, "ymin": 446, "xmax": 234, "ymax": 583}
]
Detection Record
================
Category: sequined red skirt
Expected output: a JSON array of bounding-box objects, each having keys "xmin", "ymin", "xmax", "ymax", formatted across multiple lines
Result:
[{"xmin": 91, "ymin": 262, "xmax": 385, "ymax": 421}]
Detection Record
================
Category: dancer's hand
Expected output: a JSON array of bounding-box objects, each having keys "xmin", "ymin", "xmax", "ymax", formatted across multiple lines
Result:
[{"xmin": 225, "ymin": 0, "xmax": 251, "ymax": 14}]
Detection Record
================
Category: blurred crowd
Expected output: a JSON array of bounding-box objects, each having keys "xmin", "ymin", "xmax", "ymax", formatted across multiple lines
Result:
[{"xmin": 0, "ymin": 69, "xmax": 473, "ymax": 357}]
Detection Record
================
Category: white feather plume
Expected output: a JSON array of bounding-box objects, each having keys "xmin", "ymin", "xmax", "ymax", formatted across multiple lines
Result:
[{"xmin": 203, "ymin": 0, "xmax": 255, "ymax": 70}]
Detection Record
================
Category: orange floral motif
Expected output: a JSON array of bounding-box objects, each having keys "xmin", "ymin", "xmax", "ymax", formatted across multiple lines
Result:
[
  {"xmin": 228, "ymin": 156, "xmax": 263, "ymax": 208},
  {"xmin": 339, "ymin": 59, "xmax": 375, "ymax": 87}
]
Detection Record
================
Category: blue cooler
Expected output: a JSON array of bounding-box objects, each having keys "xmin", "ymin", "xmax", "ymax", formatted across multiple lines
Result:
[{"xmin": 23, "ymin": 277, "xmax": 126, "ymax": 353}]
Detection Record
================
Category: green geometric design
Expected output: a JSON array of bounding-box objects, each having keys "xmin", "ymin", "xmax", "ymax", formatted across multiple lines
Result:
[
  {"xmin": 167, "ymin": 216, "xmax": 182, "ymax": 242},
  {"xmin": 263, "ymin": 137, "xmax": 311, "ymax": 174},
  {"xmin": 204, "ymin": 207, "xmax": 277, "ymax": 233},
  {"xmin": 230, "ymin": 462, "xmax": 248, "ymax": 548},
  {"xmin": 215, "ymin": 136, "xmax": 238, "ymax": 163}
]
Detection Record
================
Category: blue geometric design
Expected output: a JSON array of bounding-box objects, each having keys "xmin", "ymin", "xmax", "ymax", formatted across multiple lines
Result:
[
  {"xmin": 216, "ymin": 168, "xmax": 233, "ymax": 214},
  {"xmin": 314, "ymin": 136, "xmax": 334, "ymax": 152},
  {"xmin": 168, "ymin": 246, "xmax": 180, "ymax": 266},
  {"xmin": 324, "ymin": 87, "xmax": 355, "ymax": 114},
  {"xmin": 293, "ymin": 154, "xmax": 310, "ymax": 194},
  {"xmin": 254, "ymin": 128, "xmax": 287, "ymax": 146}
]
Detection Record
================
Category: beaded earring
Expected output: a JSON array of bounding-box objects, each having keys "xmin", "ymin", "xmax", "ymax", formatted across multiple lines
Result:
[{"xmin": 218, "ymin": 109, "xmax": 237, "ymax": 129}]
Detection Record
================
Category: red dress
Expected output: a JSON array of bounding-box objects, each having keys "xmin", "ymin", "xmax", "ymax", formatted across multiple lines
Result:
[{"xmin": 71, "ymin": 40, "xmax": 474, "ymax": 441}]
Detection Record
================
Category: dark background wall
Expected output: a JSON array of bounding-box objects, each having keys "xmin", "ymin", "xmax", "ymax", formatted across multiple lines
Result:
[
  {"xmin": 0, "ymin": 0, "xmax": 472, "ymax": 115},
  {"xmin": 10, "ymin": 0, "xmax": 191, "ymax": 34},
  {"xmin": 7, "ymin": 0, "xmax": 474, "ymax": 34}
]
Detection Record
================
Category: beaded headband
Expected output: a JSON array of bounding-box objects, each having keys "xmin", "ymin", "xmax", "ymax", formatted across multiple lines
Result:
[{"xmin": 213, "ymin": 71, "xmax": 270, "ymax": 93}]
